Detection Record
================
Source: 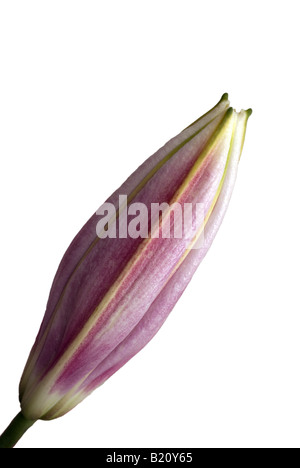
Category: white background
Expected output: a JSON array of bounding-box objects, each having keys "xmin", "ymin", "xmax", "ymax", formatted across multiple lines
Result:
[{"xmin": 0, "ymin": 0, "xmax": 299, "ymax": 449}]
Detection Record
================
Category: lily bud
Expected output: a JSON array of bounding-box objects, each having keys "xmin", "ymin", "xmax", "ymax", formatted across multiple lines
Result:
[{"xmin": 1, "ymin": 94, "xmax": 251, "ymax": 447}]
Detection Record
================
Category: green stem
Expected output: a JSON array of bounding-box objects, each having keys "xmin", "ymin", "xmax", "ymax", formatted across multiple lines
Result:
[{"xmin": 0, "ymin": 412, "xmax": 36, "ymax": 448}]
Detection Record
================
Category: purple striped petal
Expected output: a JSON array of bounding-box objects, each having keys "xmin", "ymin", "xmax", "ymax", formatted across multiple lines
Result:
[{"xmin": 19, "ymin": 96, "xmax": 251, "ymax": 420}]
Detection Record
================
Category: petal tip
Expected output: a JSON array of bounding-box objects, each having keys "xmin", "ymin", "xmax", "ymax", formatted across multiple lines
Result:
[
  {"xmin": 220, "ymin": 92, "xmax": 229, "ymax": 102},
  {"xmin": 226, "ymin": 106, "xmax": 234, "ymax": 117}
]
